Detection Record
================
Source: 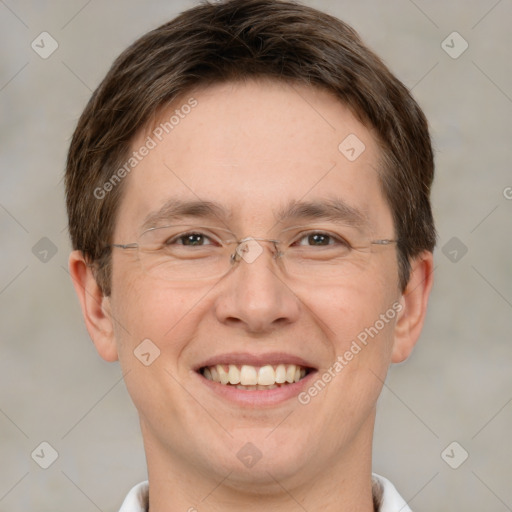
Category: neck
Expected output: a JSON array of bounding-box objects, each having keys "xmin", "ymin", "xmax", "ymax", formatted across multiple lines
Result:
[{"xmin": 141, "ymin": 413, "xmax": 377, "ymax": 512}]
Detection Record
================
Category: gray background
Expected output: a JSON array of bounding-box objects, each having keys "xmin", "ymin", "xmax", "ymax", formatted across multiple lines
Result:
[{"xmin": 1, "ymin": 0, "xmax": 511, "ymax": 510}]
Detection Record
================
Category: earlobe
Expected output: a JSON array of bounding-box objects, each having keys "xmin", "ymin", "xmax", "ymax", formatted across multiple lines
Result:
[
  {"xmin": 68, "ymin": 251, "xmax": 119, "ymax": 362},
  {"xmin": 391, "ymin": 251, "xmax": 434, "ymax": 363}
]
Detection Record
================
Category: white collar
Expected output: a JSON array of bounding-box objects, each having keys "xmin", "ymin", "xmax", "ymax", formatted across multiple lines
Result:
[{"xmin": 118, "ymin": 473, "xmax": 411, "ymax": 512}]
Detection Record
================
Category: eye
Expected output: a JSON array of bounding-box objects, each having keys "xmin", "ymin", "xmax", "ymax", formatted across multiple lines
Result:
[
  {"xmin": 163, "ymin": 230, "xmax": 218, "ymax": 247},
  {"xmin": 294, "ymin": 231, "xmax": 350, "ymax": 248}
]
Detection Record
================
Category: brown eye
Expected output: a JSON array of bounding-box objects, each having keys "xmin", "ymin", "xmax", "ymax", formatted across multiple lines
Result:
[
  {"xmin": 179, "ymin": 233, "xmax": 207, "ymax": 246},
  {"xmin": 307, "ymin": 233, "xmax": 330, "ymax": 246},
  {"xmin": 165, "ymin": 232, "xmax": 215, "ymax": 247},
  {"xmin": 295, "ymin": 231, "xmax": 349, "ymax": 248}
]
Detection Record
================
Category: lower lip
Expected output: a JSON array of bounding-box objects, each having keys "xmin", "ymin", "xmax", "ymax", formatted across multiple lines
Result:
[{"xmin": 194, "ymin": 370, "xmax": 318, "ymax": 407}]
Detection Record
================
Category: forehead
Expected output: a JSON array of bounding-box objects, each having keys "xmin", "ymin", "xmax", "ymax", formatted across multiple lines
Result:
[{"xmin": 115, "ymin": 79, "xmax": 393, "ymax": 236}]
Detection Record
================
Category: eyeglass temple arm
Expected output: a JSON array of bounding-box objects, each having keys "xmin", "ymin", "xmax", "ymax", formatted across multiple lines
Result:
[
  {"xmin": 111, "ymin": 243, "xmax": 139, "ymax": 250},
  {"xmin": 370, "ymin": 239, "xmax": 397, "ymax": 245}
]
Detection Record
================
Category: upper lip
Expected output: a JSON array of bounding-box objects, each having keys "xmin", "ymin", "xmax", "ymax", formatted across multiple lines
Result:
[{"xmin": 194, "ymin": 352, "xmax": 317, "ymax": 371}]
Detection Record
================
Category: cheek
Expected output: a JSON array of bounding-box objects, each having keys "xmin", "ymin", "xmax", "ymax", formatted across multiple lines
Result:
[
  {"xmin": 109, "ymin": 266, "xmax": 205, "ymax": 364},
  {"xmin": 312, "ymin": 270, "xmax": 398, "ymax": 339},
  {"xmin": 108, "ymin": 277, "xmax": 208, "ymax": 423},
  {"xmin": 319, "ymin": 287, "xmax": 397, "ymax": 402},
  {"xmin": 299, "ymin": 261, "xmax": 399, "ymax": 384}
]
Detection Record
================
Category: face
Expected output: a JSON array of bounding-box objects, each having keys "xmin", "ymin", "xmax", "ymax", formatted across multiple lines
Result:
[{"xmin": 106, "ymin": 80, "xmax": 403, "ymax": 491}]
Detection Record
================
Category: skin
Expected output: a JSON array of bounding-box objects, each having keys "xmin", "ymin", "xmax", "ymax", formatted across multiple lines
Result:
[{"xmin": 70, "ymin": 79, "xmax": 433, "ymax": 512}]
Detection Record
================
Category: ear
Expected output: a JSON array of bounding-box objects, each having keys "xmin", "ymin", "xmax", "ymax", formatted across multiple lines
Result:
[
  {"xmin": 68, "ymin": 250, "xmax": 118, "ymax": 362},
  {"xmin": 392, "ymin": 251, "xmax": 434, "ymax": 363}
]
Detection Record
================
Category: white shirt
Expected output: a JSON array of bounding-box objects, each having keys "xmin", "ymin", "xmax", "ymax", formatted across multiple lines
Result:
[{"xmin": 118, "ymin": 473, "xmax": 411, "ymax": 511}]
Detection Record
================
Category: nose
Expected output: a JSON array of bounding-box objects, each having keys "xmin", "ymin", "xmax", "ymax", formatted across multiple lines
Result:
[{"xmin": 213, "ymin": 238, "xmax": 301, "ymax": 334}]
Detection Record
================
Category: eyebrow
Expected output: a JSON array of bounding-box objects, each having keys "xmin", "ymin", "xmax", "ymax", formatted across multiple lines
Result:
[
  {"xmin": 274, "ymin": 198, "xmax": 369, "ymax": 230},
  {"xmin": 141, "ymin": 197, "xmax": 369, "ymax": 232},
  {"xmin": 141, "ymin": 199, "xmax": 228, "ymax": 231}
]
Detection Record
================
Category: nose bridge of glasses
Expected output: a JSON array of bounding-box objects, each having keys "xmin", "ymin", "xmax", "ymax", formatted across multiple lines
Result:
[{"xmin": 230, "ymin": 236, "xmax": 281, "ymax": 265}]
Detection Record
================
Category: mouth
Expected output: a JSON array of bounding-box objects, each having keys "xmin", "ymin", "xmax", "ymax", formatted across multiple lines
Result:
[
  {"xmin": 198, "ymin": 363, "xmax": 312, "ymax": 390},
  {"xmin": 193, "ymin": 352, "xmax": 318, "ymax": 406}
]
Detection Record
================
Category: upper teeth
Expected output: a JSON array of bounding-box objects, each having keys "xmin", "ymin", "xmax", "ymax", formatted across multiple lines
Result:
[{"xmin": 202, "ymin": 364, "xmax": 307, "ymax": 386}]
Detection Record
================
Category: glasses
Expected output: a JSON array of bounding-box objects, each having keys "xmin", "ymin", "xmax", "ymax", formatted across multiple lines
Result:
[{"xmin": 111, "ymin": 224, "xmax": 397, "ymax": 283}]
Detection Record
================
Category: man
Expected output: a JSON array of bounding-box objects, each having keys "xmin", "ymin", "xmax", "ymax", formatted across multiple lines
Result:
[{"xmin": 65, "ymin": 0, "xmax": 435, "ymax": 510}]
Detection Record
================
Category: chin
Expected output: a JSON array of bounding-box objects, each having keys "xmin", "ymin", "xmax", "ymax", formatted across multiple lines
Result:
[{"xmin": 207, "ymin": 430, "xmax": 314, "ymax": 488}]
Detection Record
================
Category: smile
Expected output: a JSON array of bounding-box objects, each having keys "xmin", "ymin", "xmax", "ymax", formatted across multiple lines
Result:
[{"xmin": 200, "ymin": 364, "xmax": 309, "ymax": 390}]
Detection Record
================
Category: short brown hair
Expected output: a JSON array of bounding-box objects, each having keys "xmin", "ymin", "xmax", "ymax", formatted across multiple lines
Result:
[{"xmin": 65, "ymin": 0, "xmax": 436, "ymax": 295}]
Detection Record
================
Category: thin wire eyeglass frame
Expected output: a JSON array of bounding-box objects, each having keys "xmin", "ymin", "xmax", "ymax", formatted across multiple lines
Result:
[{"xmin": 109, "ymin": 224, "xmax": 398, "ymax": 281}]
